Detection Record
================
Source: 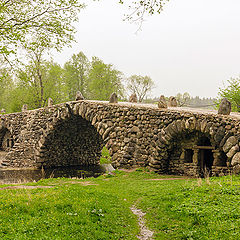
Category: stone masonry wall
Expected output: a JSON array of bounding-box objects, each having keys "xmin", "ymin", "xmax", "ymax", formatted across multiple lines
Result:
[{"xmin": 0, "ymin": 101, "xmax": 240, "ymax": 177}]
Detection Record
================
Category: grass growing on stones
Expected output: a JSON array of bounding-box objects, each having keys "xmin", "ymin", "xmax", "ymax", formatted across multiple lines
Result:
[{"xmin": 0, "ymin": 170, "xmax": 240, "ymax": 239}]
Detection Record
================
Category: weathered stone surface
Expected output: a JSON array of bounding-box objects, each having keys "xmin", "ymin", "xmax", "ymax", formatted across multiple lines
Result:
[
  {"xmin": 129, "ymin": 126, "xmax": 140, "ymax": 133},
  {"xmin": 233, "ymin": 165, "xmax": 240, "ymax": 174},
  {"xmin": 0, "ymin": 100, "xmax": 239, "ymax": 178},
  {"xmin": 48, "ymin": 98, "xmax": 53, "ymax": 107},
  {"xmin": 223, "ymin": 136, "xmax": 238, "ymax": 153},
  {"xmin": 75, "ymin": 91, "xmax": 84, "ymax": 101},
  {"xmin": 231, "ymin": 152, "xmax": 240, "ymax": 166},
  {"xmin": 109, "ymin": 93, "xmax": 118, "ymax": 103},
  {"xmin": 22, "ymin": 104, "xmax": 28, "ymax": 112},
  {"xmin": 214, "ymin": 126, "xmax": 225, "ymax": 144},
  {"xmin": 168, "ymin": 96, "xmax": 178, "ymax": 107},
  {"xmin": 227, "ymin": 144, "xmax": 239, "ymax": 159},
  {"xmin": 218, "ymin": 98, "xmax": 231, "ymax": 115},
  {"xmin": 129, "ymin": 93, "xmax": 137, "ymax": 103},
  {"xmin": 158, "ymin": 95, "xmax": 167, "ymax": 109}
]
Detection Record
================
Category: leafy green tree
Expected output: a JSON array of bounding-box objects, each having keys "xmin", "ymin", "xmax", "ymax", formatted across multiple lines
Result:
[
  {"xmin": 127, "ymin": 75, "xmax": 154, "ymax": 102},
  {"xmin": 63, "ymin": 52, "xmax": 90, "ymax": 100},
  {"xmin": 218, "ymin": 77, "xmax": 240, "ymax": 112},
  {"xmin": 0, "ymin": 67, "xmax": 14, "ymax": 112},
  {"xmin": 0, "ymin": 0, "xmax": 84, "ymax": 60},
  {"xmin": 11, "ymin": 58, "xmax": 66, "ymax": 111},
  {"xmin": 88, "ymin": 57, "xmax": 124, "ymax": 100}
]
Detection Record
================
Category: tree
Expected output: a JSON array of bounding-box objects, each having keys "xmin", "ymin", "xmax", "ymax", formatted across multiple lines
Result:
[
  {"xmin": 88, "ymin": 57, "xmax": 124, "ymax": 100},
  {"xmin": 119, "ymin": 0, "xmax": 169, "ymax": 28},
  {"xmin": 127, "ymin": 75, "xmax": 154, "ymax": 102},
  {"xmin": 0, "ymin": 66, "xmax": 14, "ymax": 112},
  {"xmin": 218, "ymin": 77, "xmax": 240, "ymax": 112},
  {"xmin": 176, "ymin": 92, "xmax": 191, "ymax": 107},
  {"xmin": 0, "ymin": 0, "xmax": 84, "ymax": 60},
  {"xmin": 63, "ymin": 52, "xmax": 90, "ymax": 100},
  {"xmin": 12, "ymin": 55, "xmax": 66, "ymax": 111}
]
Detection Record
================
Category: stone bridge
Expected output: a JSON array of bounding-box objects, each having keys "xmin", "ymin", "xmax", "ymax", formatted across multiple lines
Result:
[{"xmin": 1, "ymin": 100, "xmax": 240, "ymax": 177}]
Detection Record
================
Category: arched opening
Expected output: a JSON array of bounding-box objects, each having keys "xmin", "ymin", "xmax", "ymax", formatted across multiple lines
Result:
[
  {"xmin": 39, "ymin": 115, "xmax": 104, "ymax": 168},
  {"xmin": 0, "ymin": 128, "xmax": 14, "ymax": 152},
  {"xmin": 0, "ymin": 128, "xmax": 14, "ymax": 166},
  {"xmin": 167, "ymin": 131, "xmax": 227, "ymax": 177}
]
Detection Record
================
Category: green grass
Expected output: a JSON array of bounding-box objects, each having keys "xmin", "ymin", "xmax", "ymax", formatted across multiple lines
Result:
[{"xmin": 0, "ymin": 170, "xmax": 240, "ymax": 239}]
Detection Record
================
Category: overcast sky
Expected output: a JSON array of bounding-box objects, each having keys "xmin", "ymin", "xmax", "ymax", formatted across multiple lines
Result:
[{"xmin": 53, "ymin": 0, "xmax": 240, "ymax": 98}]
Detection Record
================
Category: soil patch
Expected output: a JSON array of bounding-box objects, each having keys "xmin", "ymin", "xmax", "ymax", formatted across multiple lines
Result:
[
  {"xmin": 0, "ymin": 185, "xmax": 53, "ymax": 190},
  {"xmin": 147, "ymin": 177, "xmax": 190, "ymax": 181},
  {"xmin": 130, "ymin": 205, "xmax": 154, "ymax": 240},
  {"xmin": 64, "ymin": 181, "xmax": 99, "ymax": 186}
]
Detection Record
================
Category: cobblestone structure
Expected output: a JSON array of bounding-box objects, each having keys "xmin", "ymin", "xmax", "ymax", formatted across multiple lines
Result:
[{"xmin": 0, "ymin": 100, "xmax": 240, "ymax": 177}]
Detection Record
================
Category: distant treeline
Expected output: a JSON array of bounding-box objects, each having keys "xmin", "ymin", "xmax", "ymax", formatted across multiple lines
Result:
[
  {"xmin": 0, "ymin": 51, "xmax": 154, "ymax": 113},
  {"xmin": 187, "ymin": 97, "xmax": 217, "ymax": 109},
  {"xmin": 144, "ymin": 94, "xmax": 217, "ymax": 109}
]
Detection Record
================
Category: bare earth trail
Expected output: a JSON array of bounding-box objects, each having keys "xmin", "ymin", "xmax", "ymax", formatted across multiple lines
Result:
[{"xmin": 131, "ymin": 205, "xmax": 154, "ymax": 240}]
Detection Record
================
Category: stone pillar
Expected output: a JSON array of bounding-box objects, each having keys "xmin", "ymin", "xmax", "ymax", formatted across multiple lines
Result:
[
  {"xmin": 212, "ymin": 150, "xmax": 221, "ymax": 166},
  {"xmin": 22, "ymin": 104, "xmax": 28, "ymax": 112},
  {"xmin": 75, "ymin": 91, "xmax": 84, "ymax": 101},
  {"xmin": 192, "ymin": 148, "xmax": 199, "ymax": 165},
  {"xmin": 109, "ymin": 93, "xmax": 118, "ymax": 103},
  {"xmin": 129, "ymin": 93, "xmax": 137, "ymax": 103},
  {"xmin": 48, "ymin": 98, "xmax": 53, "ymax": 107},
  {"xmin": 179, "ymin": 151, "xmax": 185, "ymax": 161}
]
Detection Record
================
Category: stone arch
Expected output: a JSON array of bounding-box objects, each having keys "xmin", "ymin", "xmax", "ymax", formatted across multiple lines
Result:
[
  {"xmin": 35, "ymin": 103, "xmax": 113, "ymax": 168},
  {"xmin": 0, "ymin": 127, "xmax": 14, "ymax": 151},
  {"xmin": 0, "ymin": 126, "xmax": 14, "ymax": 166},
  {"xmin": 151, "ymin": 117, "xmax": 231, "ymax": 176}
]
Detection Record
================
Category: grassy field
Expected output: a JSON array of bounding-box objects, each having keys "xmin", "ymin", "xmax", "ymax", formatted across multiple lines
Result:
[{"xmin": 0, "ymin": 169, "xmax": 240, "ymax": 239}]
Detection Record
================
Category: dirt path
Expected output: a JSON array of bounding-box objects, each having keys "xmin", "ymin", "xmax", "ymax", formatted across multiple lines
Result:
[
  {"xmin": 0, "ymin": 185, "xmax": 53, "ymax": 190},
  {"xmin": 130, "ymin": 205, "xmax": 154, "ymax": 240},
  {"xmin": 147, "ymin": 177, "xmax": 191, "ymax": 181}
]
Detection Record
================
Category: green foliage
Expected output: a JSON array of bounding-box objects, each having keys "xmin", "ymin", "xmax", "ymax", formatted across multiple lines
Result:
[
  {"xmin": 0, "ymin": 67, "xmax": 14, "ymax": 112},
  {"xmin": 119, "ymin": 0, "xmax": 169, "ymax": 23},
  {"xmin": 218, "ymin": 77, "xmax": 240, "ymax": 112},
  {"xmin": 127, "ymin": 75, "xmax": 154, "ymax": 102},
  {"xmin": 10, "ymin": 60, "xmax": 67, "ymax": 112},
  {"xmin": 88, "ymin": 57, "xmax": 124, "ymax": 100},
  {"xmin": 63, "ymin": 51, "xmax": 90, "ymax": 100},
  {"xmin": 0, "ymin": 0, "xmax": 84, "ymax": 58},
  {"xmin": 0, "ymin": 50, "xmax": 129, "ymax": 112},
  {"xmin": 100, "ymin": 147, "xmax": 111, "ymax": 164}
]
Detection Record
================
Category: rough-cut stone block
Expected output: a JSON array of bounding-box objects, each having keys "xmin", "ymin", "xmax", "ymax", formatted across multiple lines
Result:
[
  {"xmin": 109, "ymin": 93, "xmax": 118, "ymax": 103},
  {"xmin": 218, "ymin": 98, "xmax": 231, "ymax": 115},
  {"xmin": 231, "ymin": 152, "xmax": 240, "ymax": 166},
  {"xmin": 223, "ymin": 136, "xmax": 238, "ymax": 153},
  {"xmin": 227, "ymin": 145, "xmax": 239, "ymax": 159}
]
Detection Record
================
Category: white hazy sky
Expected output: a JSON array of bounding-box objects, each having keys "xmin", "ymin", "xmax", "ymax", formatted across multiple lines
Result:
[{"xmin": 53, "ymin": 0, "xmax": 240, "ymax": 98}]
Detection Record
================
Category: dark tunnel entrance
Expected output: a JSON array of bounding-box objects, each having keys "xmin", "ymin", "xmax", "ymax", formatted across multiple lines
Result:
[
  {"xmin": 40, "ymin": 115, "xmax": 104, "ymax": 169},
  {"xmin": 197, "ymin": 136, "xmax": 214, "ymax": 177},
  {"xmin": 199, "ymin": 148, "xmax": 214, "ymax": 177}
]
